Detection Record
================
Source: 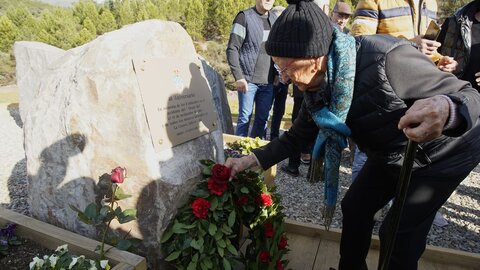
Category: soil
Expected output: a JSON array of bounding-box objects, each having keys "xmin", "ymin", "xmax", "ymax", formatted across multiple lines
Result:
[{"xmin": 0, "ymin": 237, "xmax": 52, "ymax": 269}]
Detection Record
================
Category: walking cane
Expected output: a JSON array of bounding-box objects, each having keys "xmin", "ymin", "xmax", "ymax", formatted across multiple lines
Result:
[{"xmin": 379, "ymin": 139, "xmax": 418, "ymax": 270}]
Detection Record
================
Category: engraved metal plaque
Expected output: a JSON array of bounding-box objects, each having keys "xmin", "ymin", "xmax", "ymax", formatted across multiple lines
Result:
[{"xmin": 133, "ymin": 57, "xmax": 218, "ymax": 151}]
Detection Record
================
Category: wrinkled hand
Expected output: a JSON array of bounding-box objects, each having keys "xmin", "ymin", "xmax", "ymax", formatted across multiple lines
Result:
[
  {"xmin": 224, "ymin": 155, "xmax": 258, "ymax": 179},
  {"xmin": 398, "ymin": 96, "xmax": 450, "ymax": 142},
  {"xmin": 475, "ymin": 72, "xmax": 480, "ymax": 87},
  {"xmin": 411, "ymin": 35, "xmax": 441, "ymax": 56},
  {"xmin": 437, "ymin": 56, "xmax": 458, "ymax": 73},
  {"xmin": 235, "ymin": 79, "xmax": 248, "ymax": 93}
]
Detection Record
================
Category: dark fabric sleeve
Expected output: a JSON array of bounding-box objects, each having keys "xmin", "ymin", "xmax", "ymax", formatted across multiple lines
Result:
[
  {"xmin": 436, "ymin": 17, "xmax": 449, "ymax": 51},
  {"xmin": 253, "ymin": 102, "xmax": 318, "ymax": 170},
  {"xmin": 226, "ymin": 12, "xmax": 246, "ymax": 81},
  {"xmin": 385, "ymin": 44, "xmax": 480, "ymax": 136}
]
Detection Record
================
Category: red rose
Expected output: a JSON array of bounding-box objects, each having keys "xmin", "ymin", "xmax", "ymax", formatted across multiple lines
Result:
[
  {"xmin": 236, "ymin": 195, "xmax": 249, "ymax": 206},
  {"xmin": 191, "ymin": 198, "xmax": 211, "ymax": 219},
  {"xmin": 207, "ymin": 177, "xmax": 228, "ymax": 196},
  {"xmin": 278, "ymin": 236, "xmax": 288, "ymax": 250},
  {"xmin": 258, "ymin": 251, "xmax": 270, "ymax": 263},
  {"xmin": 256, "ymin": 193, "xmax": 273, "ymax": 207},
  {"xmin": 276, "ymin": 260, "xmax": 284, "ymax": 270},
  {"xmin": 110, "ymin": 167, "xmax": 126, "ymax": 184},
  {"xmin": 211, "ymin": 164, "xmax": 230, "ymax": 182},
  {"xmin": 264, "ymin": 223, "xmax": 274, "ymax": 238}
]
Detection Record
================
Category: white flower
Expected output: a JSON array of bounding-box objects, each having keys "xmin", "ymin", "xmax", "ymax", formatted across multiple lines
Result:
[
  {"xmin": 55, "ymin": 244, "xmax": 68, "ymax": 252},
  {"xmin": 29, "ymin": 257, "xmax": 44, "ymax": 269},
  {"xmin": 88, "ymin": 260, "xmax": 98, "ymax": 270},
  {"xmin": 100, "ymin": 260, "xmax": 109, "ymax": 269},
  {"xmin": 68, "ymin": 256, "xmax": 79, "ymax": 269},
  {"xmin": 49, "ymin": 254, "xmax": 58, "ymax": 267}
]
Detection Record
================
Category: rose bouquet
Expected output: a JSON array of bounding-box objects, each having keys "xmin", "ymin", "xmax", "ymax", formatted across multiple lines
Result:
[{"xmin": 161, "ymin": 160, "xmax": 289, "ymax": 270}]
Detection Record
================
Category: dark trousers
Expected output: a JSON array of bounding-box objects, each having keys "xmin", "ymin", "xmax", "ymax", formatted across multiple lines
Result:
[
  {"xmin": 339, "ymin": 137, "xmax": 480, "ymax": 270},
  {"xmin": 287, "ymin": 97, "xmax": 313, "ymax": 169},
  {"xmin": 270, "ymin": 83, "xmax": 289, "ymax": 140},
  {"xmin": 287, "ymin": 97, "xmax": 305, "ymax": 168}
]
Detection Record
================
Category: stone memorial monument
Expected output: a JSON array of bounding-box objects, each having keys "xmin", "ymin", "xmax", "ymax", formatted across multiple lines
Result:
[{"xmin": 15, "ymin": 20, "xmax": 233, "ymax": 264}]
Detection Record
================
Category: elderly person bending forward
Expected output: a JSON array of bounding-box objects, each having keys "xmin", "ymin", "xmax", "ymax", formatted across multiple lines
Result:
[{"xmin": 225, "ymin": 0, "xmax": 480, "ymax": 269}]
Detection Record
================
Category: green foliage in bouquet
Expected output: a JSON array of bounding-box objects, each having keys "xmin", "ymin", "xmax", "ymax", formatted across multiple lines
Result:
[{"xmin": 161, "ymin": 160, "xmax": 289, "ymax": 270}]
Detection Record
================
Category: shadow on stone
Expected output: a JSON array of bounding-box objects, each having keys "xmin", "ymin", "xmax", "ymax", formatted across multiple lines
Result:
[
  {"xmin": 7, "ymin": 158, "xmax": 28, "ymax": 215},
  {"xmin": 7, "ymin": 103, "xmax": 23, "ymax": 128}
]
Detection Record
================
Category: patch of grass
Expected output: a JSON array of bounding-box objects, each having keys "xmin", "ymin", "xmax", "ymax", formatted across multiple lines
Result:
[
  {"xmin": 0, "ymin": 92, "xmax": 19, "ymax": 104},
  {"xmin": 0, "ymin": 52, "xmax": 16, "ymax": 86}
]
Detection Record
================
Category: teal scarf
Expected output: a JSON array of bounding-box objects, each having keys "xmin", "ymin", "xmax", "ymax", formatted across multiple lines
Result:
[{"xmin": 308, "ymin": 27, "xmax": 356, "ymax": 230}]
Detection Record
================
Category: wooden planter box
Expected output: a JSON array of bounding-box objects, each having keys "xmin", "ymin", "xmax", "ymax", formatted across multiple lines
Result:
[
  {"xmin": 284, "ymin": 219, "xmax": 480, "ymax": 269},
  {"xmin": 223, "ymin": 133, "xmax": 276, "ymax": 186},
  {"xmin": 0, "ymin": 208, "xmax": 146, "ymax": 270}
]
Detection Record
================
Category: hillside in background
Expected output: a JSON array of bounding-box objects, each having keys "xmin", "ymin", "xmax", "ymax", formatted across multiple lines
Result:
[
  {"xmin": 0, "ymin": 0, "xmax": 52, "ymax": 15},
  {"xmin": 36, "ymin": 0, "xmax": 105, "ymax": 7}
]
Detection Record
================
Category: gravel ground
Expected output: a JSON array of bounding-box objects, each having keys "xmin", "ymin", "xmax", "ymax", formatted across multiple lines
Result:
[
  {"xmin": 274, "ymin": 144, "xmax": 480, "ymax": 254},
  {"xmin": 1, "ymin": 87, "xmax": 479, "ymax": 255}
]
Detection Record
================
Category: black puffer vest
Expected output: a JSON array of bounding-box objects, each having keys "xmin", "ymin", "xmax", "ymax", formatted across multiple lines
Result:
[
  {"xmin": 347, "ymin": 35, "xmax": 457, "ymax": 167},
  {"xmin": 239, "ymin": 8, "xmax": 277, "ymax": 82},
  {"xmin": 347, "ymin": 35, "xmax": 410, "ymax": 158},
  {"xmin": 438, "ymin": 1, "xmax": 479, "ymax": 78}
]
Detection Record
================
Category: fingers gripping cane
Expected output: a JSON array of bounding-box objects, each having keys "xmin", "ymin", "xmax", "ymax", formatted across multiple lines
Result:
[{"xmin": 379, "ymin": 140, "xmax": 418, "ymax": 270}]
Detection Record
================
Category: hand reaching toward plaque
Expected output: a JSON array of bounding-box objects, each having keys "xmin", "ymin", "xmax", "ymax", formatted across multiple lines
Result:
[{"xmin": 235, "ymin": 79, "xmax": 248, "ymax": 93}]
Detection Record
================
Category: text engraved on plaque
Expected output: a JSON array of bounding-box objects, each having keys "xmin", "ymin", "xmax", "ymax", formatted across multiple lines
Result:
[{"xmin": 133, "ymin": 57, "xmax": 218, "ymax": 151}]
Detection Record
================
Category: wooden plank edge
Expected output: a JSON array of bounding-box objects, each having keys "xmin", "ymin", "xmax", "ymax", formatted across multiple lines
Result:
[
  {"xmin": 284, "ymin": 219, "xmax": 480, "ymax": 268},
  {"xmin": 112, "ymin": 262, "xmax": 135, "ymax": 270},
  {"xmin": 0, "ymin": 208, "xmax": 146, "ymax": 270}
]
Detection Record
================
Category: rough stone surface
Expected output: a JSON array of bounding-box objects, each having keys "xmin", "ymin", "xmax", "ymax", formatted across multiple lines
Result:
[
  {"xmin": 200, "ymin": 57, "xmax": 234, "ymax": 135},
  {"xmin": 14, "ymin": 20, "xmax": 231, "ymax": 262},
  {"xmin": 14, "ymin": 41, "xmax": 65, "ymax": 122}
]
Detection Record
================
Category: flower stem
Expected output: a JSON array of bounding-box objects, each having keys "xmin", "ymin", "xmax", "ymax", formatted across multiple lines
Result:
[{"xmin": 100, "ymin": 184, "xmax": 117, "ymax": 259}]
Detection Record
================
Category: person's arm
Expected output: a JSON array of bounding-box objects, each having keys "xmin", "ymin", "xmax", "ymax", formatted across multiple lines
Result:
[
  {"xmin": 386, "ymin": 44, "xmax": 480, "ymax": 139},
  {"xmin": 225, "ymin": 103, "xmax": 318, "ymax": 177},
  {"xmin": 226, "ymin": 13, "xmax": 247, "ymax": 82},
  {"xmin": 350, "ymin": 0, "xmax": 379, "ymax": 36},
  {"xmin": 252, "ymin": 103, "xmax": 318, "ymax": 170}
]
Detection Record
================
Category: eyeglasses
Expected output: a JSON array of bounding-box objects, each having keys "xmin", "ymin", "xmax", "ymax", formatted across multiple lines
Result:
[
  {"xmin": 274, "ymin": 60, "xmax": 294, "ymax": 84},
  {"xmin": 334, "ymin": 12, "xmax": 351, "ymax": 19}
]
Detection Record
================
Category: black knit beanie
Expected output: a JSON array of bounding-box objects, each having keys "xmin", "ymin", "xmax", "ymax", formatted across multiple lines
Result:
[{"xmin": 266, "ymin": 0, "xmax": 333, "ymax": 58}]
